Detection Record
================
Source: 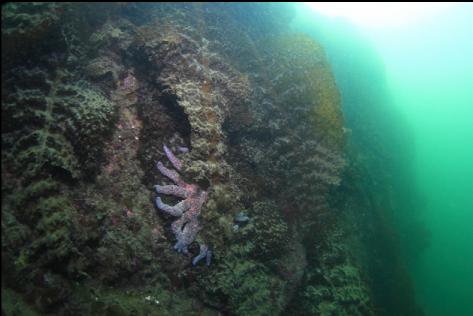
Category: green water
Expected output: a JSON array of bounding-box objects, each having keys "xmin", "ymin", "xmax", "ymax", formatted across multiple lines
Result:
[
  {"xmin": 377, "ymin": 6, "xmax": 473, "ymax": 316},
  {"xmin": 294, "ymin": 4, "xmax": 473, "ymax": 316}
]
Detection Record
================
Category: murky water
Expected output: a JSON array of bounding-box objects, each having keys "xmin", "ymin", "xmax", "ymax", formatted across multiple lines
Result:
[{"xmin": 295, "ymin": 3, "xmax": 473, "ymax": 315}]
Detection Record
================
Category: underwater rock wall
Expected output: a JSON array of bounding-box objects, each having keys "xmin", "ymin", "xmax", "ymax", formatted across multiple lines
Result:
[
  {"xmin": 1, "ymin": 3, "xmax": 388, "ymax": 315},
  {"xmin": 296, "ymin": 14, "xmax": 426, "ymax": 315}
]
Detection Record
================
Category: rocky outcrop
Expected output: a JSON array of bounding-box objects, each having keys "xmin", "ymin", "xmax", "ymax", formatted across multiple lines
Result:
[{"xmin": 1, "ymin": 3, "xmax": 386, "ymax": 316}]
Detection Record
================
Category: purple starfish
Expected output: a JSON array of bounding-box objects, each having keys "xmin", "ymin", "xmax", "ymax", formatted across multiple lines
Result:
[
  {"xmin": 163, "ymin": 144, "xmax": 182, "ymax": 171},
  {"xmin": 155, "ymin": 144, "xmax": 210, "ymax": 261}
]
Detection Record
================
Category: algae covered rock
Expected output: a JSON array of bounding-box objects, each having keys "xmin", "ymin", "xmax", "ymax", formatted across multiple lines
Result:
[
  {"xmin": 61, "ymin": 80, "xmax": 117, "ymax": 175},
  {"xmin": 291, "ymin": 227, "xmax": 374, "ymax": 316},
  {"xmin": 1, "ymin": 2, "xmax": 63, "ymax": 62},
  {"xmin": 225, "ymin": 33, "xmax": 346, "ymax": 235},
  {"xmin": 1, "ymin": 23, "xmax": 118, "ymax": 313},
  {"xmin": 2, "ymin": 66, "xmax": 116, "ymax": 180},
  {"xmin": 264, "ymin": 34, "xmax": 345, "ymax": 147},
  {"xmin": 197, "ymin": 242, "xmax": 287, "ymax": 316},
  {"xmin": 241, "ymin": 201, "xmax": 289, "ymax": 260},
  {"xmin": 1, "ymin": 3, "xmax": 384, "ymax": 316}
]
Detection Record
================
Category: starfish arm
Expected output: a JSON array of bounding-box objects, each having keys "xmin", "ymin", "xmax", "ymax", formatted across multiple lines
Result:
[
  {"xmin": 155, "ymin": 197, "xmax": 189, "ymax": 217},
  {"xmin": 163, "ymin": 144, "xmax": 182, "ymax": 171},
  {"xmin": 156, "ymin": 161, "xmax": 182, "ymax": 184},
  {"xmin": 192, "ymin": 244, "xmax": 209, "ymax": 266},
  {"xmin": 155, "ymin": 184, "xmax": 189, "ymax": 198}
]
